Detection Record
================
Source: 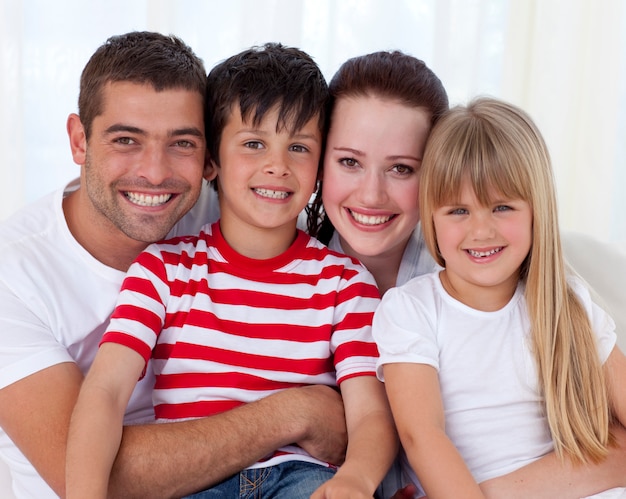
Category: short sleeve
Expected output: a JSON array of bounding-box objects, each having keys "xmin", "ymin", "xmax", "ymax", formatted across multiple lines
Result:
[{"xmin": 372, "ymin": 282, "xmax": 439, "ymax": 381}]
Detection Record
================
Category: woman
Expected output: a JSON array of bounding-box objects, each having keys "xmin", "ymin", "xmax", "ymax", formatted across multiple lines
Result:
[{"xmin": 308, "ymin": 50, "xmax": 626, "ymax": 498}]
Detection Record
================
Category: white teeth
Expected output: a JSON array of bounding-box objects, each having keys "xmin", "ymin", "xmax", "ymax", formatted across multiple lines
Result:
[
  {"xmin": 467, "ymin": 247, "xmax": 503, "ymax": 258},
  {"xmin": 126, "ymin": 192, "xmax": 172, "ymax": 207},
  {"xmin": 254, "ymin": 188, "xmax": 290, "ymax": 199},
  {"xmin": 350, "ymin": 210, "xmax": 393, "ymax": 226}
]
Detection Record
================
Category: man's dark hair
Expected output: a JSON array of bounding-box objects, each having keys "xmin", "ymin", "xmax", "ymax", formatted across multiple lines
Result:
[
  {"xmin": 205, "ymin": 42, "xmax": 329, "ymax": 166},
  {"xmin": 78, "ymin": 31, "xmax": 207, "ymax": 139}
]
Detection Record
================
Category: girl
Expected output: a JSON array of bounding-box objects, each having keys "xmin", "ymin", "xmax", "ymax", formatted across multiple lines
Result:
[{"xmin": 373, "ymin": 97, "xmax": 626, "ymax": 498}]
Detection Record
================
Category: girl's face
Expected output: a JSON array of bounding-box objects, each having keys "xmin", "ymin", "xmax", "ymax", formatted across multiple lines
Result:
[
  {"xmin": 322, "ymin": 95, "xmax": 431, "ymax": 261},
  {"xmin": 433, "ymin": 178, "xmax": 533, "ymax": 311}
]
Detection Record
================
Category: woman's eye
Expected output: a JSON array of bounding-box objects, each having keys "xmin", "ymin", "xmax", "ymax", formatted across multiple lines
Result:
[
  {"xmin": 391, "ymin": 164, "xmax": 414, "ymax": 175},
  {"xmin": 339, "ymin": 157, "xmax": 358, "ymax": 168}
]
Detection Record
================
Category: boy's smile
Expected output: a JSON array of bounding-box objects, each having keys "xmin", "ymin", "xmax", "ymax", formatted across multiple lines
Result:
[{"xmin": 215, "ymin": 104, "xmax": 322, "ymax": 258}]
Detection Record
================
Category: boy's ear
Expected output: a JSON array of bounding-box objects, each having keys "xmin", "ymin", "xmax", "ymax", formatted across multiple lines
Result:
[
  {"xmin": 67, "ymin": 113, "xmax": 87, "ymax": 166},
  {"xmin": 203, "ymin": 154, "xmax": 219, "ymax": 181}
]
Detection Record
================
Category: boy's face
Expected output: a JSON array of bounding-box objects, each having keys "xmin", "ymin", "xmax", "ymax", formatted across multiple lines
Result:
[{"xmin": 215, "ymin": 104, "xmax": 321, "ymax": 254}]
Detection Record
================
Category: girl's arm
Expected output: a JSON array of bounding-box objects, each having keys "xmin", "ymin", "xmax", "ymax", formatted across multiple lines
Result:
[
  {"xmin": 479, "ymin": 344, "xmax": 626, "ymax": 499},
  {"xmin": 311, "ymin": 376, "xmax": 398, "ymax": 498},
  {"xmin": 66, "ymin": 343, "xmax": 145, "ymax": 499},
  {"xmin": 606, "ymin": 345, "xmax": 626, "ymax": 428},
  {"xmin": 384, "ymin": 362, "xmax": 485, "ymax": 499}
]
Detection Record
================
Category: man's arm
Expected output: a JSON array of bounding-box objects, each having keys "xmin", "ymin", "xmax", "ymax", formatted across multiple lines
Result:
[{"xmin": 0, "ymin": 363, "xmax": 347, "ymax": 498}]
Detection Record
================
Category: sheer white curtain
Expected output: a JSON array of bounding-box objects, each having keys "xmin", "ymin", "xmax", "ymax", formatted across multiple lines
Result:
[{"xmin": 1, "ymin": 0, "xmax": 624, "ymax": 243}]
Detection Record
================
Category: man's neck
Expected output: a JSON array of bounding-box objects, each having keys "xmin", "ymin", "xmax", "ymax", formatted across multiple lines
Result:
[{"xmin": 62, "ymin": 191, "xmax": 148, "ymax": 272}]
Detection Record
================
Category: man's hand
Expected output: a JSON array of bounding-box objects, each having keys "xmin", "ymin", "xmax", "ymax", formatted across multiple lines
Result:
[{"xmin": 291, "ymin": 385, "xmax": 347, "ymax": 465}]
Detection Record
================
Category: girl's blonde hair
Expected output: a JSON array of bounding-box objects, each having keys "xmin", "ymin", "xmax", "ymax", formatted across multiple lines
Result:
[{"xmin": 420, "ymin": 97, "xmax": 611, "ymax": 463}]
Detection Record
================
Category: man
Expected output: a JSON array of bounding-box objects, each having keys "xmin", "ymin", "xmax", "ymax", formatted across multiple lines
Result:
[{"xmin": 0, "ymin": 31, "xmax": 346, "ymax": 499}]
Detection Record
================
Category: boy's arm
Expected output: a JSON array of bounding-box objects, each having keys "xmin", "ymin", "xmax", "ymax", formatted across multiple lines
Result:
[
  {"xmin": 384, "ymin": 362, "xmax": 485, "ymax": 499},
  {"xmin": 66, "ymin": 343, "xmax": 144, "ymax": 498},
  {"xmin": 312, "ymin": 376, "xmax": 398, "ymax": 498},
  {"xmin": 0, "ymin": 362, "xmax": 347, "ymax": 499}
]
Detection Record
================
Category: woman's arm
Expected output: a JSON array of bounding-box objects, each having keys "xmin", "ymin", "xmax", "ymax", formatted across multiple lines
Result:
[
  {"xmin": 384, "ymin": 363, "xmax": 484, "ymax": 499},
  {"xmin": 66, "ymin": 343, "xmax": 145, "ymax": 499}
]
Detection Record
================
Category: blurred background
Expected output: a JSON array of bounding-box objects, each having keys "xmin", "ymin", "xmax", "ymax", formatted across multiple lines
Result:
[{"xmin": 1, "ymin": 0, "xmax": 624, "ymax": 244}]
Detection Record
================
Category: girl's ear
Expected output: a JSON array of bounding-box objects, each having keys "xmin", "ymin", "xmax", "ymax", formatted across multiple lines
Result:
[
  {"xmin": 204, "ymin": 155, "xmax": 218, "ymax": 181},
  {"xmin": 67, "ymin": 114, "xmax": 87, "ymax": 166}
]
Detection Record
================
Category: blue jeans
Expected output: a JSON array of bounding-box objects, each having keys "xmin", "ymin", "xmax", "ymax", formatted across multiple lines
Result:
[{"xmin": 184, "ymin": 460, "xmax": 336, "ymax": 499}]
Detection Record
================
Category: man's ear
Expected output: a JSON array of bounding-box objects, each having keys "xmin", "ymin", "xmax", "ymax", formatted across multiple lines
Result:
[
  {"xmin": 67, "ymin": 113, "xmax": 87, "ymax": 166},
  {"xmin": 203, "ymin": 154, "xmax": 219, "ymax": 181}
]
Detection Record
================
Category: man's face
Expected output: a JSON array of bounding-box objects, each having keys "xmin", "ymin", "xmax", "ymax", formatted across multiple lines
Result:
[{"xmin": 81, "ymin": 81, "xmax": 208, "ymax": 243}]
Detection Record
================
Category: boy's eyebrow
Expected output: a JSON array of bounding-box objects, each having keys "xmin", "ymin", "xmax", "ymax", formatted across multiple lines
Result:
[{"xmin": 104, "ymin": 124, "xmax": 204, "ymax": 138}]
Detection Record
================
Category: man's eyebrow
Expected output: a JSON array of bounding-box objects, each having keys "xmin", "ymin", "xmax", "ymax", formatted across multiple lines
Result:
[
  {"xmin": 103, "ymin": 124, "xmax": 204, "ymax": 138},
  {"xmin": 173, "ymin": 127, "xmax": 204, "ymax": 138},
  {"xmin": 104, "ymin": 124, "xmax": 144, "ymax": 135}
]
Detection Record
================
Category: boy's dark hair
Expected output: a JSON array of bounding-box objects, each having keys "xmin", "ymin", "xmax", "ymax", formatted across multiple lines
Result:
[
  {"xmin": 205, "ymin": 42, "xmax": 329, "ymax": 166},
  {"xmin": 309, "ymin": 50, "xmax": 449, "ymax": 240},
  {"xmin": 78, "ymin": 31, "xmax": 207, "ymax": 139}
]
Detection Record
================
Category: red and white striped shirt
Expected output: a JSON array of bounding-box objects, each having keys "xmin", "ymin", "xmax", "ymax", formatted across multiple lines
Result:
[{"xmin": 102, "ymin": 222, "xmax": 381, "ymax": 424}]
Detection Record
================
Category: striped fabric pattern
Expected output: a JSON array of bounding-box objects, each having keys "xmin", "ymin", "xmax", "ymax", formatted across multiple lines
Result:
[{"xmin": 102, "ymin": 222, "xmax": 381, "ymax": 421}]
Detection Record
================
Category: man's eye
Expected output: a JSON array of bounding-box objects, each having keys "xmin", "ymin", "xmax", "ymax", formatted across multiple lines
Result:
[
  {"xmin": 115, "ymin": 137, "xmax": 135, "ymax": 145},
  {"xmin": 174, "ymin": 140, "xmax": 194, "ymax": 148}
]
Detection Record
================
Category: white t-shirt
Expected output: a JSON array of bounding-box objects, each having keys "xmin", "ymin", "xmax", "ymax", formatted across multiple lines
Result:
[
  {"xmin": 0, "ymin": 179, "xmax": 219, "ymax": 498},
  {"xmin": 373, "ymin": 271, "xmax": 618, "ymax": 495}
]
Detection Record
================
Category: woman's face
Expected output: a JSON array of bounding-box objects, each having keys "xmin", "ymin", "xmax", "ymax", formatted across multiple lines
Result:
[{"xmin": 322, "ymin": 95, "xmax": 431, "ymax": 260}]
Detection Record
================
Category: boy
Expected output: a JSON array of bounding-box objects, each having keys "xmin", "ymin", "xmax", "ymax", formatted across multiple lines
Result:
[{"xmin": 66, "ymin": 43, "xmax": 397, "ymax": 498}]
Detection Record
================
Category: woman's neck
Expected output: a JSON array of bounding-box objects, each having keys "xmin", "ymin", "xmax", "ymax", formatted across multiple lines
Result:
[{"xmin": 338, "ymin": 235, "xmax": 406, "ymax": 295}]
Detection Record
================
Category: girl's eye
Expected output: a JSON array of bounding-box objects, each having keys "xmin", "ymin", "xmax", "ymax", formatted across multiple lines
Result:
[
  {"xmin": 450, "ymin": 208, "xmax": 468, "ymax": 215},
  {"xmin": 494, "ymin": 205, "xmax": 512, "ymax": 212},
  {"xmin": 390, "ymin": 164, "xmax": 415, "ymax": 175}
]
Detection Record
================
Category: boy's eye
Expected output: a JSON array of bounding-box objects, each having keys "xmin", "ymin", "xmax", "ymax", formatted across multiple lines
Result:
[
  {"xmin": 290, "ymin": 144, "xmax": 309, "ymax": 153},
  {"xmin": 244, "ymin": 141, "xmax": 263, "ymax": 149}
]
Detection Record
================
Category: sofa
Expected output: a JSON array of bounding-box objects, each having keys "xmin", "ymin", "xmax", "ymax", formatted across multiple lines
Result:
[{"xmin": 0, "ymin": 231, "xmax": 624, "ymax": 497}]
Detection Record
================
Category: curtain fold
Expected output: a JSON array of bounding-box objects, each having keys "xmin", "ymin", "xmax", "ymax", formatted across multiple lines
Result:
[{"xmin": 1, "ymin": 0, "xmax": 624, "ymax": 243}]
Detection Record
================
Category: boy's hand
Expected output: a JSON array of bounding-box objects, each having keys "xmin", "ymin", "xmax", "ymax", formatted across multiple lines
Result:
[{"xmin": 311, "ymin": 473, "xmax": 372, "ymax": 498}]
